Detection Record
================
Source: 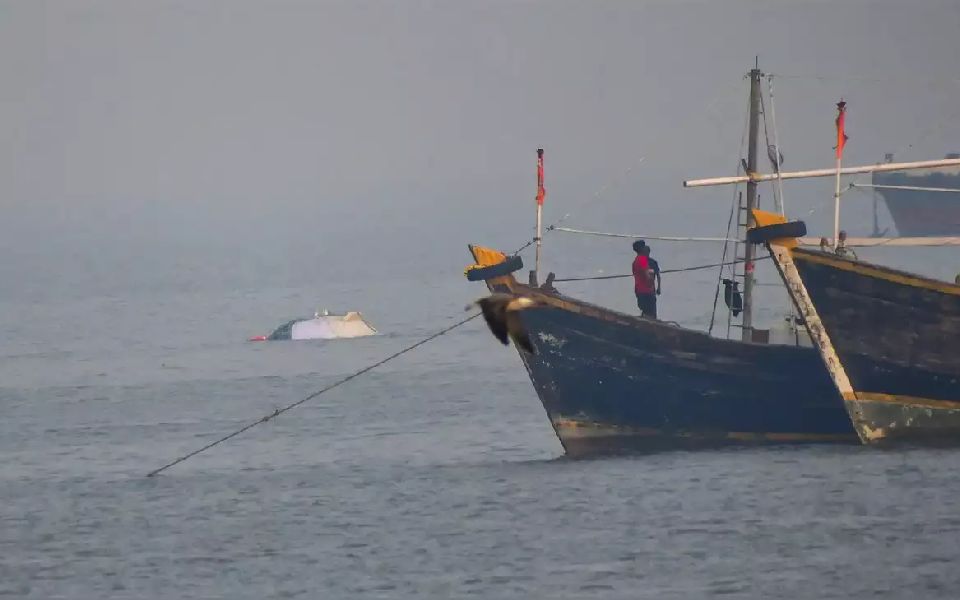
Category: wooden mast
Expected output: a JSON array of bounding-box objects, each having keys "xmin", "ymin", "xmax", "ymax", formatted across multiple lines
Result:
[{"xmin": 742, "ymin": 64, "xmax": 763, "ymax": 342}]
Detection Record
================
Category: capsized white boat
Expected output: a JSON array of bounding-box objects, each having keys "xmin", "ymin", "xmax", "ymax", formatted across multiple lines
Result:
[{"xmin": 250, "ymin": 309, "xmax": 377, "ymax": 341}]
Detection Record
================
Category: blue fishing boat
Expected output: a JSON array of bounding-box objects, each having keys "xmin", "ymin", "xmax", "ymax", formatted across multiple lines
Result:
[
  {"xmin": 465, "ymin": 245, "xmax": 854, "ymax": 457},
  {"xmin": 686, "ymin": 94, "xmax": 960, "ymax": 447},
  {"xmin": 781, "ymin": 247, "xmax": 960, "ymax": 444},
  {"xmin": 462, "ymin": 66, "xmax": 860, "ymax": 456}
]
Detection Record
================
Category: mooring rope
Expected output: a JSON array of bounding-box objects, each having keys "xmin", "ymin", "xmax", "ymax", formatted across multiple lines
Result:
[
  {"xmin": 552, "ymin": 255, "xmax": 771, "ymax": 282},
  {"xmin": 146, "ymin": 312, "xmax": 482, "ymax": 477}
]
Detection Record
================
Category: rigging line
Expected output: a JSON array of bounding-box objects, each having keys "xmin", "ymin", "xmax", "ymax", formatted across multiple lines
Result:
[
  {"xmin": 730, "ymin": 78, "xmax": 755, "ymax": 340},
  {"xmin": 146, "ymin": 312, "xmax": 483, "ymax": 478},
  {"xmin": 758, "ymin": 77, "xmax": 777, "ymax": 213},
  {"xmin": 712, "ymin": 87, "xmax": 751, "ymax": 337},
  {"xmin": 767, "ymin": 75, "xmax": 787, "ymax": 215},
  {"xmin": 710, "ymin": 188, "xmax": 740, "ymax": 336},
  {"xmin": 543, "ymin": 77, "xmax": 747, "ymax": 243},
  {"xmin": 552, "ymin": 227, "xmax": 736, "ymax": 242},
  {"xmin": 850, "ymin": 183, "xmax": 960, "ymax": 194},
  {"xmin": 512, "ymin": 154, "xmax": 649, "ymax": 255},
  {"xmin": 757, "ymin": 75, "xmax": 960, "ymax": 224},
  {"xmin": 552, "ymin": 256, "xmax": 772, "ymax": 282},
  {"xmin": 768, "ymin": 73, "xmax": 960, "ymax": 87},
  {"xmin": 512, "ymin": 212, "xmax": 572, "ymax": 255},
  {"xmin": 511, "ymin": 157, "xmax": 647, "ymax": 256},
  {"xmin": 830, "ymin": 95, "xmax": 960, "ymax": 202},
  {"xmin": 512, "ymin": 237, "xmax": 536, "ymax": 256}
]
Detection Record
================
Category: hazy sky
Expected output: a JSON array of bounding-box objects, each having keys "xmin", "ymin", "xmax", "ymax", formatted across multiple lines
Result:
[{"xmin": 2, "ymin": 0, "xmax": 959, "ymax": 294}]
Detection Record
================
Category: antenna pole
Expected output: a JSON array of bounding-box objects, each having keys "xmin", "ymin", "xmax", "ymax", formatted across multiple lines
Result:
[
  {"xmin": 742, "ymin": 66, "xmax": 762, "ymax": 342},
  {"xmin": 534, "ymin": 148, "xmax": 545, "ymax": 284}
]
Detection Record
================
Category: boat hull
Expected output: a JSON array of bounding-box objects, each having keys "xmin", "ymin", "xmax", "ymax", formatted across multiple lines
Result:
[
  {"xmin": 789, "ymin": 248, "xmax": 960, "ymax": 443},
  {"xmin": 512, "ymin": 304, "xmax": 856, "ymax": 456},
  {"xmin": 266, "ymin": 312, "xmax": 377, "ymax": 341},
  {"xmin": 873, "ymin": 167, "xmax": 960, "ymax": 236}
]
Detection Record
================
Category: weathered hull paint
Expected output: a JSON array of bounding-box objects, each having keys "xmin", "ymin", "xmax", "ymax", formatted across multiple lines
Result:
[
  {"xmin": 790, "ymin": 248, "xmax": 960, "ymax": 443},
  {"xmin": 509, "ymin": 298, "xmax": 856, "ymax": 456},
  {"xmin": 851, "ymin": 396, "xmax": 960, "ymax": 444},
  {"xmin": 553, "ymin": 419, "xmax": 852, "ymax": 458},
  {"xmin": 521, "ymin": 300, "xmax": 856, "ymax": 455},
  {"xmin": 466, "ymin": 243, "xmax": 858, "ymax": 456}
]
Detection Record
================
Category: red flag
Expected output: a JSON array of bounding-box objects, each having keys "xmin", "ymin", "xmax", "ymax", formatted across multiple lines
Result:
[
  {"xmin": 536, "ymin": 148, "xmax": 546, "ymax": 206},
  {"xmin": 835, "ymin": 100, "xmax": 849, "ymax": 159}
]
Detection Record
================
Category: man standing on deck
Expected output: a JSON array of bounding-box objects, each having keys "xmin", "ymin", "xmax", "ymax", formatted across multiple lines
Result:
[
  {"xmin": 835, "ymin": 230, "xmax": 858, "ymax": 260},
  {"xmin": 647, "ymin": 244, "xmax": 662, "ymax": 298},
  {"xmin": 632, "ymin": 240, "xmax": 657, "ymax": 318}
]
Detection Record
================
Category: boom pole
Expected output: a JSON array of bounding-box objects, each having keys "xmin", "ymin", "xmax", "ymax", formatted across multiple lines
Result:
[{"xmin": 684, "ymin": 158, "xmax": 960, "ymax": 188}]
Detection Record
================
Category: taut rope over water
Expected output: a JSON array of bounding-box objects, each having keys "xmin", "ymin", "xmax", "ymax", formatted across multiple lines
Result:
[
  {"xmin": 146, "ymin": 312, "xmax": 482, "ymax": 477},
  {"xmin": 552, "ymin": 256, "xmax": 771, "ymax": 282}
]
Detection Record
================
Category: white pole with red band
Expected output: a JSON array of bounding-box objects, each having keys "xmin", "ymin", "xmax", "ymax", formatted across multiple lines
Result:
[{"xmin": 535, "ymin": 148, "xmax": 546, "ymax": 283}]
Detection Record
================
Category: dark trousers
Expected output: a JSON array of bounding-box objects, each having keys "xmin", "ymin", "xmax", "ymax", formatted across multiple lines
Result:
[{"xmin": 636, "ymin": 292, "xmax": 657, "ymax": 318}]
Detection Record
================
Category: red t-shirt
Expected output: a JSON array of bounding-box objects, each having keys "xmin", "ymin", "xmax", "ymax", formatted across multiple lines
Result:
[{"xmin": 633, "ymin": 255, "xmax": 654, "ymax": 294}]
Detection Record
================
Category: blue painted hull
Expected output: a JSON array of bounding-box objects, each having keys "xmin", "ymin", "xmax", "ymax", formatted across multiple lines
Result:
[
  {"xmin": 508, "ymin": 300, "xmax": 857, "ymax": 456},
  {"xmin": 790, "ymin": 248, "xmax": 960, "ymax": 443}
]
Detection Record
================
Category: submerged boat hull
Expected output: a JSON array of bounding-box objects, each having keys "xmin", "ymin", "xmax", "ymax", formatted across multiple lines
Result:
[
  {"xmin": 265, "ymin": 312, "xmax": 377, "ymax": 341},
  {"xmin": 467, "ymin": 245, "xmax": 856, "ymax": 456},
  {"xmin": 786, "ymin": 248, "xmax": 960, "ymax": 443}
]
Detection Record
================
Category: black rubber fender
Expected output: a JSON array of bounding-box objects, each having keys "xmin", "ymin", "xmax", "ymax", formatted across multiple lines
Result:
[
  {"xmin": 747, "ymin": 220, "xmax": 807, "ymax": 244},
  {"xmin": 465, "ymin": 255, "xmax": 524, "ymax": 281}
]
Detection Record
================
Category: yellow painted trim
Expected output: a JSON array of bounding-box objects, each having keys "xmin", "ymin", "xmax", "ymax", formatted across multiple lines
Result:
[
  {"xmin": 750, "ymin": 209, "xmax": 798, "ymax": 248},
  {"xmin": 467, "ymin": 244, "xmax": 520, "ymax": 290},
  {"xmin": 792, "ymin": 249, "xmax": 960, "ymax": 296},
  {"xmin": 552, "ymin": 419, "xmax": 853, "ymax": 443},
  {"xmin": 724, "ymin": 431, "xmax": 854, "ymax": 442},
  {"xmin": 851, "ymin": 392, "xmax": 960, "ymax": 411},
  {"xmin": 751, "ymin": 209, "xmax": 787, "ymax": 227},
  {"xmin": 469, "ymin": 245, "xmax": 509, "ymax": 267}
]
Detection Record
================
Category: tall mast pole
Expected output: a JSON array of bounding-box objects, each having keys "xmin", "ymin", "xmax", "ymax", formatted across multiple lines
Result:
[
  {"xmin": 833, "ymin": 100, "xmax": 848, "ymax": 250},
  {"xmin": 534, "ymin": 148, "xmax": 545, "ymax": 284},
  {"xmin": 742, "ymin": 64, "xmax": 762, "ymax": 342}
]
